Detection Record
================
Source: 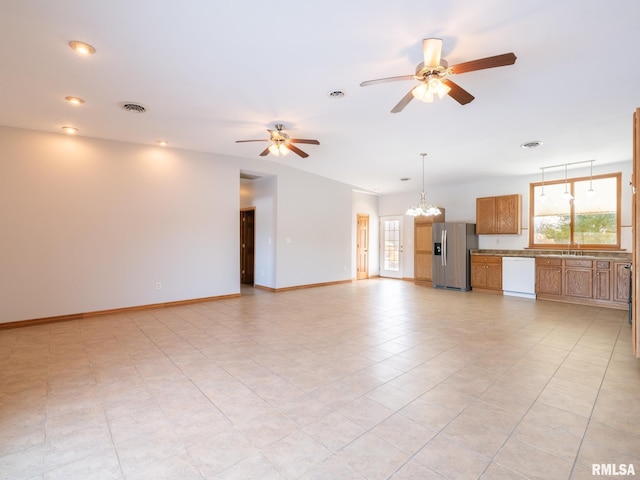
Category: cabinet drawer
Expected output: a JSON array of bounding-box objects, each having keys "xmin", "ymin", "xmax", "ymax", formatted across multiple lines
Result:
[
  {"xmin": 565, "ymin": 259, "xmax": 593, "ymax": 268},
  {"xmin": 536, "ymin": 257, "xmax": 562, "ymax": 266},
  {"xmin": 472, "ymin": 255, "xmax": 502, "ymax": 265},
  {"xmin": 596, "ymin": 261, "xmax": 610, "ymax": 269}
]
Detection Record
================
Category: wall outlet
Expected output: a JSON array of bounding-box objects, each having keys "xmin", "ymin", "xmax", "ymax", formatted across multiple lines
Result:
[{"xmin": 155, "ymin": 282, "xmax": 162, "ymax": 290}]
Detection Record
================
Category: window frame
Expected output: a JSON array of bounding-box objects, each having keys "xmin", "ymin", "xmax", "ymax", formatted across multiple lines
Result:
[{"xmin": 528, "ymin": 172, "xmax": 621, "ymax": 250}]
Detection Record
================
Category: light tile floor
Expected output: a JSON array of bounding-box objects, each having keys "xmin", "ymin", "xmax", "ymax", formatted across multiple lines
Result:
[{"xmin": 1, "ymin": 279, "xmax": 639, "ymax": 479}]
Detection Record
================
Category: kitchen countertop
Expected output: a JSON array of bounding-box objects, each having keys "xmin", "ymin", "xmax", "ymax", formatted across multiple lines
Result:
[{"xmin": 471, "ymin": 249, "xmax": 632, "ymax": 261}]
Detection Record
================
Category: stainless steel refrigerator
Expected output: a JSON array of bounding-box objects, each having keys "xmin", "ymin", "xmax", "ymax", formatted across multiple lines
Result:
[{"xmin": 432, "ymin": 223, "xmax": 478, "ymax": 291}]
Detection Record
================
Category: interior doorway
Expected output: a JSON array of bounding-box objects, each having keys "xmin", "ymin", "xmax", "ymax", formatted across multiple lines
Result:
[
  {"xmin": 240, "ymin": 208, "xmax": 255, "ymax": 285},
  {"xmin": 356, "ymin": 214, "xmax": 369, "ymax": 279}
]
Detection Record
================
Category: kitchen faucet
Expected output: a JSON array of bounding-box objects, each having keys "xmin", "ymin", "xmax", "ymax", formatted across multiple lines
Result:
[{"xmin": 567, "ymin": 241, "xmax": 580, "ymax": 255}]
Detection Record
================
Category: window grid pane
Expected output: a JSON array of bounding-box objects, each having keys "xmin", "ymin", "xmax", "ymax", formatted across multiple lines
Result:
[{"xmin": 384, "ymin": 220, "xmax": 400, "ymax": 271}]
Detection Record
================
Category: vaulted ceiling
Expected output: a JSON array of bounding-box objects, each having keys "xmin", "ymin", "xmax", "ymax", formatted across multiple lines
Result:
[{"xmin": 2, "ymin": 1, "xmax": 639, "ymax": 194}]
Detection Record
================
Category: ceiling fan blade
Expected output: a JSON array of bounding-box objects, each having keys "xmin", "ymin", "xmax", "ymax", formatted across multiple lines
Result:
[
  {"xmin": 449, "ymin": 52, "xmax": 517, "ymax": 75},
  {"xmin": 360, "ymin": 75, "xmax": 414, "ymax": 87},
  {"xmin": 391, "ymin": 88, "xmax": 415, "ymax": 113},
  {"xmin": 422, "ymin": 38, "xmax": 443, "ymax": 67},
  {"xmin": 442, "ymin": 79, "xmax": 475, "ymax": 105},
  {"xmin": 285, "ymin": 143, "xmax": 309, "ymax": 158},
  {"xmin": 289, "ymin": 139, "xmax": 320, "ymax": 145},
  {"xmin": 259, "ymin": 146, "xmax": 271, "ymax": 156},
  {"xmin": 235, "ymin": 139, "xmax": 268, "ymax": 143}
]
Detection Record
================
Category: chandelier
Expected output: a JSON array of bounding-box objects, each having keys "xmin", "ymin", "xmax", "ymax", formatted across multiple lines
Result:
[{"xmin": 406, "ymin": 153, "xmax": 441, "ymax": 216}]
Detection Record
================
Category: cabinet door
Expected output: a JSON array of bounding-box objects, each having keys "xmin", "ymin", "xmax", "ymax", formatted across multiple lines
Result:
[
  {"xmin": 476, "ymin": 197, "xmax": 496, "ymax": 234},
  {"xmin": 595, "ymin": 269, "xmax": 611, "ymax": 301},
  {"xmin": 565, "ymin": 268, "xmax": 593, "ymax": 298},
  {"xmin": 414, "ymin": 222, "xmax": 433, "ymax": 282},
  {"xmin": 536, "ymin": 266, "xmax": 562, "ymax": 295},
  {"xmin": 613, "ymin": 262, "xmax": 631, "ymax": 304},
  {"xmin": 471, "ymin": 260, "xmax": 487, "ymax": 288},
  {"xmin": 594, "ymin": 261, "xmax": 611, "ymax": 301},
  {"xmin": 495, "ymin": 195, "xmax": 521, "ymax": 234},
  {"xmin": 486, "ymin": 263, "xmax": 503, "ymax": 290}
]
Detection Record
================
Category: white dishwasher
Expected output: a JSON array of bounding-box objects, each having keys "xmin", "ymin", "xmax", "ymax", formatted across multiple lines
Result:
[{"xmin": 502, "ymin": 257, "xmax": 536, "ymax": 299}]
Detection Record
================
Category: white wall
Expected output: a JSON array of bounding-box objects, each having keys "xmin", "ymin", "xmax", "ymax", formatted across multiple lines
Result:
[
  {"xmin": 1, "ymin": 127, "xmax": 367, "ymax": 322},
  {"xmin": 275, "ymin": 171, "xmax": 353, "ymax": 288},
  {"xmin": 0, "ymin": 127, "xmax": 239, "ymax": 323},
  {"xmin": 380, "ymin": 159, "xmax": 633, "ymax": 279}
]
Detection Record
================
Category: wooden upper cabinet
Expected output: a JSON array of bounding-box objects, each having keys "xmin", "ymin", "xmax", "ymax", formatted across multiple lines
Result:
[
  {"xmin": 476, "ymin": 194, "xmax": 522, "ymax": 235},
  {"xmin": 476, "ymin": 197, "xmax": 496, "ymax": 234}
]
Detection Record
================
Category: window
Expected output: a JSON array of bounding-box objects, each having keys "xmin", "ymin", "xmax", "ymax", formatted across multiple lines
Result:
[
  {"xmin": 529, "ymin": 172, "xmax": 621, "ymax": 249},
  {"xmin": 383, "ymin": 219, "xmax": 400, "ymax": 271}
]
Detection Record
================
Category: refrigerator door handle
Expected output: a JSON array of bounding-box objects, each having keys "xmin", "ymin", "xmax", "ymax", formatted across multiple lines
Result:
[{"xmin": 442, "ymin": 229, "xmax": 447, "ymax": 266}]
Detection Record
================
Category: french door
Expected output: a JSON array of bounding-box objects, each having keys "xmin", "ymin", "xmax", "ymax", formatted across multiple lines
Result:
[{"xmin": 380, "ymin": 215, "xmax": 403, "ymax": 279}]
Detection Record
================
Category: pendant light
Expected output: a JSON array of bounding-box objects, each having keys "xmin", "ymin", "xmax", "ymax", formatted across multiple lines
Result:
[
  {"xmin": 562, "ymin": 164, "xmax": 573, "ymax": 200},
  {"xmin": 539, "ymin": 167, "xmax": 546, "ymax": 199},
  {"xmin": 406, "ymin": 153, "xmax": 441, "ymax": 216},
  {"xmin": 586, "ymin": 160, "xmax": 596, "ymax": 197}
]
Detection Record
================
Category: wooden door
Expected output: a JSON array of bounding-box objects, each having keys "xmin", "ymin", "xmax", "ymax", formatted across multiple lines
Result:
[
  {"xmin": 356, "ymin": 214, "xmax": 369, "ymax": 280},
  {"xmin": 240, "ymin": 208, "xmax": 255, "ymax": 285}
]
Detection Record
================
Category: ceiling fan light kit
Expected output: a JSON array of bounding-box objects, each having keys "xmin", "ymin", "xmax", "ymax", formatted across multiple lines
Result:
[{"xmin": 268, "ymin": 143, "xmax": 289, "ymax": 156}]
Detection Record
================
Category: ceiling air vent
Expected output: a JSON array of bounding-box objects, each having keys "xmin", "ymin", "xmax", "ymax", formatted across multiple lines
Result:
[{"xmin": 119, "ymin": 102, "xmax": 148, "ymax": 113}]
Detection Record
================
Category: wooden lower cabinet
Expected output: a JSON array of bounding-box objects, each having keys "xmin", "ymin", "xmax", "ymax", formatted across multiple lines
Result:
[
  {"xmin": 536, "ymin": 256, "xmax": 631, "ymax": 310},
  {"xmin": 564, "ymin": 259, "xmax": 593, "ymax": 300},
  {"xmin": 536, "ymin": 257, "xmax": 562, "ymax": 296},
  {"xmin": 471, "ymin": 255, "xmax": 502, "ymax": 293}
]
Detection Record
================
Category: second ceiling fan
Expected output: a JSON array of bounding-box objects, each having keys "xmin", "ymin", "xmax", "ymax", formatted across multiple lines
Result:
[
  {"xmin": 360, "ymin": 38, "xmax": 517, "ymax": 112},
  {"xmin": 235, "ymin": 124, "xmax": 319, "ymax": 158}
]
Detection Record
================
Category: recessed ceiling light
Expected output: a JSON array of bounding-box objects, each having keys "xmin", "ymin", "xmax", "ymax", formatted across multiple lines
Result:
[
  {"xmin": 119, "ymin": 102, "xmax": 148, "ymax": 113},
  {"xmin": 68, "ymin": 40, "xmax": 96, "ymax": 55},
  {"xmin": 157, "ymin": 140, "xmax": 168, "ymax": 147},
  {"xmin": 61, "ymin": 126, "xmax": 78, "ymax": 134},
  {"xmin": 64, "ymin": 96, "xmax": 85, "ymax": 105},
  {"xmin": 521, "ymin": 141, "xmax": 543, "ymax": 149},
  {"xmin": 328, "ymin": 90, "xmax": 346, "ymax": 99}
]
